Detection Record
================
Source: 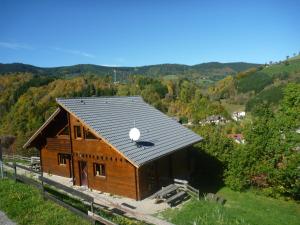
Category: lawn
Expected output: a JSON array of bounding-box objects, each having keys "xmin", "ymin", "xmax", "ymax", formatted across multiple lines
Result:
[
  {"xmin": 0, "ymin": 179, "xmax": 90, "ymax": 225},
  {"xmin": 158, "ymin": 187, "xmax": 300, "ymax": 225}
]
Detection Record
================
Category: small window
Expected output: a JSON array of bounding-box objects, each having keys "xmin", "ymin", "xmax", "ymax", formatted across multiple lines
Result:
[
  {"xmin": 84, "ymin": 129, "xmax": 97, "ymax": 139},
  {"xmin": 94, "ymin": 163, "xmax": 105, "ymax": 177},
  {"xmin": 74, "ymin": 126, "xmax": 82, "ymax": 139},
  {"xmin": 58, "ymin": 153, "xmax": 68, "ymax": 165}
]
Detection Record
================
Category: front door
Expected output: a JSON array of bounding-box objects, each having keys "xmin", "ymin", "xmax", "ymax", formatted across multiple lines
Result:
[{"xmin": 79, "ymin": 161, "xmax": 88, "ymax": 186}]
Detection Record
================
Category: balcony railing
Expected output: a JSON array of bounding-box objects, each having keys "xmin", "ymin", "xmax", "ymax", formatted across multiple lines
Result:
[{"xmin": 46, "ymin": 138, "xmax": 71, "ymax": 152}]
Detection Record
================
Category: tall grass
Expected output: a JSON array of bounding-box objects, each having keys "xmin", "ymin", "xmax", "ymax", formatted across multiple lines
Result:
[{"xmin": 159, "ymin": 187, "xmax": 300, "ymax": 225}]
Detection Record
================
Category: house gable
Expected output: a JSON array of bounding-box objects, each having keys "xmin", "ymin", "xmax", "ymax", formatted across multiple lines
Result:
[{"xmin": 56, "ymin": 97, "xmax": 203, "ymax": 167}]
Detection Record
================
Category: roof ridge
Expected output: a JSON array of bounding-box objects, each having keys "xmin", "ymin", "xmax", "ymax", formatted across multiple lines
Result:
[{"xmin": 56, "ymin": 96, "xmax": 142, "ymax": 101}]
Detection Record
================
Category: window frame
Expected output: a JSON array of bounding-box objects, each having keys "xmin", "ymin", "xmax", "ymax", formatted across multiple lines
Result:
[
  {"xmin": 94, "ymin": 163, "xmax": 106, "ymax": 177},
  {"xmin": 58, "ymin": 153, "xmax": 68, "ymax": 166},
  {"xmin": 84, "ymin": 128, "xmax": 97, "ymax": 140},
  {"xmin": 74, "ymin": 125, "xmax": 82, "ymax": 139}
]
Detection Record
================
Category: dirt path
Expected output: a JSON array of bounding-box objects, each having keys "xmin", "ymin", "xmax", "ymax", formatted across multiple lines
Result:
[{"xmin": 0, "ymin": 211, "xmax": 17, "ymax": 225}]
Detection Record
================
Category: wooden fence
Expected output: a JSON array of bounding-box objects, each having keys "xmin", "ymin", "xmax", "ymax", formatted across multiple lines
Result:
[
  {"xmin": 2, "ymin": 154, "xmax": 32, "ymax": 162},
  {"xmin": 1, "ymin": 161, "xmax": 117, "ymax": 225}
]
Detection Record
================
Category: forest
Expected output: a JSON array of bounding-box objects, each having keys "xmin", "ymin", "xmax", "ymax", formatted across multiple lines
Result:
[{"xmin": 0, "ymin": 56, "xmax": 299, "ymax": 201}]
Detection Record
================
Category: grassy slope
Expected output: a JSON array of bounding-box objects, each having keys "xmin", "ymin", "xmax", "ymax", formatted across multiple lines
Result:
[
  {"xmin": 159, "ymin": 187, "xmax": 300, "ymax": 225},
  {"xmin": 262, "ymin": 59, "xmax": 300, "ymax": 76},
  {"xmin": 220, "ymin": 58, "xmax": 300, "ymax": 113},
  {"xmin": 0, "ymin": 179, "xmax": 90, "ymax": 225}
]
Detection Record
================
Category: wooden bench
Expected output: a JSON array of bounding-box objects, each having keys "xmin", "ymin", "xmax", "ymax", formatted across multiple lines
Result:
[
  {"xmin": 166, "ymin": 191, "xmax": 186, "ymax": 207},
  {"xmin": 156, "ymin": 184, "xmax": 178, "ymax": 199}
]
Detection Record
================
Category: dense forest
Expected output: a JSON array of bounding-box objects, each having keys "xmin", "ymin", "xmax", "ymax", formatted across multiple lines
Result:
[{"xmin": 0, "ymin": 57, "xmax": 299, "ymax": 200}]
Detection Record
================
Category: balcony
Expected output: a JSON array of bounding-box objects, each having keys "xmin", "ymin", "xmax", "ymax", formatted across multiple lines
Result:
[{"xmin": 46, "ymin": 138, "xmax": 71, "ymax": 152}]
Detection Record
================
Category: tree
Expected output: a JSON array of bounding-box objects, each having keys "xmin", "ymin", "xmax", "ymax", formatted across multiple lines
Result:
[{"xmin": 225, "ymin": 84, "xmax": 300, "ymax": 199}]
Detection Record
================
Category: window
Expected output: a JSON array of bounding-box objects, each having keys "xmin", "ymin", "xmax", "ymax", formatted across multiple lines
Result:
[
  {"xmin": 74, "ymin": 126, "xmax": 82, "ymax": 139},
  {"xmin": 84, "ymin": 129, "xmax": 97, "ymax": 139},
  {"xmin": 94, "ymin": 163, "xmax": 105, "ymax": 177},
  {"xmin": 58, "ymin": 125, "xmax": 69, "ymax": 136},
  {"xmin": 58, "ymin": 153, "xmax": 68, "ymax": 165}
]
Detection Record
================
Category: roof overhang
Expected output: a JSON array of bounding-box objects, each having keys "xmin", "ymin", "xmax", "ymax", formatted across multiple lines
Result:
[{"xmin": 23, "ymin": 108, "xmax": 61, "ymax": 149}]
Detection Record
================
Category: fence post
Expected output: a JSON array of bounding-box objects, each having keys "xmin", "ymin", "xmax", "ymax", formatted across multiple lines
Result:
[
  {"xmin": 13, "ymin": 162, "xmax": 17, "ymax": 181},
  {"xmin": 91, "ymin": 201, "xmax": 95, "ymax": 225},
  {"xmin": 0, "ymin": 141, "xmax": 3, "ymax": 179},
  {"xmin": 91, "ymin": 201, "xmax": 94, "ymax": 213},
  {"xmin": 41, "ymin": 171, "xmax": 45, "ymax": 198},
  {"xmin": 0, "ymin": 160, "xmax": 3, "ymax": 179}
]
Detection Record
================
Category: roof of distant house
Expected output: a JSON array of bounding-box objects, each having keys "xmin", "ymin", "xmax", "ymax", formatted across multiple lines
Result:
[{"xmin": 227, "ymin": 134, "xmax": 244, "ymax": 140}]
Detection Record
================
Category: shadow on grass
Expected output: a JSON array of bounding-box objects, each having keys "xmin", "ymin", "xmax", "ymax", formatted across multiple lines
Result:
[{"xmin": 188, "ymin": 147, "xmax": 225, "ymax": 196}]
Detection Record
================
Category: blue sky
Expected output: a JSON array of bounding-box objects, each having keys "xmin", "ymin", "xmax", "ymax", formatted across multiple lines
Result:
[{"xmin": 0, "ymin": 0, "xmax": 299, "ymax": 67}]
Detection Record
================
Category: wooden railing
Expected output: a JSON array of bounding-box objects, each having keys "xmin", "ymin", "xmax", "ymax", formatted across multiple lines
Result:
[
  {"xmin": 174, "ymin": 178, "xmax": 200, "ymax": 200},
  {"xmin": 2, "ymin": 154, "xmax": 31, "ymax": 162},
  {"xmin": 46, "ymin": 138, "xmax": 71, "ymax": 152}
]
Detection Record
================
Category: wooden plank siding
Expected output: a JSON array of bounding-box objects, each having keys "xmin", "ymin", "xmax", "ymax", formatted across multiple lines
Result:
[
  {"xmin": 69, "ymin": 114, "xmax": 138, "ymax": 200},
  {"xmin": 41, "ymin": 147, "xmax": 72, "ymax": 177},
  {"xmin": 137, "ymin": 149, "xmax": 190, "ymax": 199},
  {"xmin": 46, "ymin": 138, "xmax": 71, "ymax": 152}
]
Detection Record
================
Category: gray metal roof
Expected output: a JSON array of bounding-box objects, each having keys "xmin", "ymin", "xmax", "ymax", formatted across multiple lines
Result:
[{"xmin": 56, "ymin": 96, "xmax": 202, "ymax": 167}]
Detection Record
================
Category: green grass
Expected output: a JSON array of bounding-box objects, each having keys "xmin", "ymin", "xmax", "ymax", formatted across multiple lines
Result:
[
  {"xmin": 262, "ymin": 59, "xmax": 300, "ymax": 76},
  {"xmin": 159, "ymin": 187, "xmax": 300, "ymax": 225},
  {"xmin": 0, "ymin": 179, "xmax": 90, "ymax": 225},
  {"xmin": 0, "ymin": 179, "xmax": 148, "ymax": 225}
]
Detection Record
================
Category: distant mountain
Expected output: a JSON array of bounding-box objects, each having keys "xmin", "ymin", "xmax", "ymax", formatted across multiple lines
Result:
[{"xmin": 0, "ymin": 62, "xmax": 260, "ymax": 83}]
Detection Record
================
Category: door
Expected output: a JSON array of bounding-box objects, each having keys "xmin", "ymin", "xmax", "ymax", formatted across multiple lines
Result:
[{"xmin": 79, "ymin": 161, "xmax": 88, "ymax": 186}]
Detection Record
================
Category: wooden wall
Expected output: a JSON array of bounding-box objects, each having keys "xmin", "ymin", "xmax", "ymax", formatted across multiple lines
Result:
[
  {"xmin": 69, "ymin": 114, "xmax": 138, "ymax": 199},
  {"xmin": 41, "ymin": 146, "xmax": 71, "ymax": 177},
  {"xmin": 137, "ymin": 149, "xmax": 190, "ymax": 199}
]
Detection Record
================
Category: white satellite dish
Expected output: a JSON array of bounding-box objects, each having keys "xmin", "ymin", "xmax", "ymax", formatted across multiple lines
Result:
[{"xmin": 129, "ymin": 127, "xmax": 140, "ymax": 141}]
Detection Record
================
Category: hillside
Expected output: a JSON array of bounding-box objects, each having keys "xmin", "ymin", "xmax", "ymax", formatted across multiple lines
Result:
[
  {"xmin": 0, "ymin": 62, "xmax": 260, "ymax": 84},
  {"xmin": 208, "ymin": 56, "xmax": 300, "ymax": 112},
  {"xmin": 0, "ymin": 74, "xmax": 229, "ymax": 154}
]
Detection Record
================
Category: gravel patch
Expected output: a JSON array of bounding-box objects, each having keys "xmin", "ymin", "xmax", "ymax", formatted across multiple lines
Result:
[{"xmin": 0, "ymin": 211, "xmax": 17, "ymax": 225}]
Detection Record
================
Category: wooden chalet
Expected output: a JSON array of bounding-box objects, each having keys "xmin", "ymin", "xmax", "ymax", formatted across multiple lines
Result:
[{"xmin": 24, "ymin": 97, "xmax": 202, "ymax": 200}]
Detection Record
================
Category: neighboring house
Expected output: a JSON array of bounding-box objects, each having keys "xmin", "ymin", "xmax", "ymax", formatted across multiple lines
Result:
[
  {"xmin": 232, "ymin": 111, "xmax": 246, "ymax": 121},
  {"xmin": 199, "ymin": 115, "xmax": 228, "ymax": 125},
  {"xmin": 24, "ymin": 96, "xmax": 202, "ymax": 200},
  {"xmin": 227, "ymin": 134, "xmax": 245, "ymax": 144}
]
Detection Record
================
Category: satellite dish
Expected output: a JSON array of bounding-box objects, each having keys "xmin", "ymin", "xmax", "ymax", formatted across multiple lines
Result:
[{"xmin": 129, "ymin": 127, "xmax": 140, "ymax": 141}]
